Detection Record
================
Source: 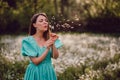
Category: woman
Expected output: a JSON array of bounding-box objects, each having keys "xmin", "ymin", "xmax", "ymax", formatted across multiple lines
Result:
[{"xmin": 21, "ymin": 13, "xmax": 63, "ymax": 80}]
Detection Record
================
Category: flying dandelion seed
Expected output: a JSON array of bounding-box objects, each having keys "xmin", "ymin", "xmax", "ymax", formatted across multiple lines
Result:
[
  {"xmin": 66, "ymin": 19, "xmax": 70, "ymax": 22},
  {"xmin": 49, "ymin": 25, "xmax": 54, "ymax": 31},
  {"xmin": 52, "ymin": 16, "xmax": 55, "ymax": 20},
  {"xmin": 56, "ymin": 24, "xmax": 59, "ymax": 27},
  {"xmin": 78, "ymin": 24, "xmax": 81, "ymax": 26},
  {"xmin": 71, "ymin": 27, "xmax": 74, "ymax": 29},
  {"xmin": 63, "ymin": 19, "xmax": 65, "ymax": 21}
]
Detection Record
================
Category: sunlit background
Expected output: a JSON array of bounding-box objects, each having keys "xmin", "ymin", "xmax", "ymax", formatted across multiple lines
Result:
[{"xmin": 0, "ymin": 0, "xmax": 120, "ymax": 80}]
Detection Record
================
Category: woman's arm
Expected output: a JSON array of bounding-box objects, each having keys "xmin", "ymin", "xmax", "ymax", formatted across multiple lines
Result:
[
  {"xmin": 30, "ymin": 39, "xmax": 54, "ymax": 65},
  {"xmin": 50, "ymin": 33, "xmax": 59, "ymax": 59},
  {"xmin": 30, "ymin": 48, "xmax": 49, "ymax": 65},
  {"xmin": 52, "ymin": 44, "xmax": 59, "ymax": 59}
]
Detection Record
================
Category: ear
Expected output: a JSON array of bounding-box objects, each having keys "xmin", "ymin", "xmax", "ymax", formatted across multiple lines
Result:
[{"xmin": 33, "ymin": 23, "xmax": 37, "ymax": 28}]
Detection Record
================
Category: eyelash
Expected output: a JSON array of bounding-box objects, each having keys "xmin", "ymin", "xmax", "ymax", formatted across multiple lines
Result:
[{"xmin": 39, "ymin": 20, "xmax": 48, "ymax": 22}]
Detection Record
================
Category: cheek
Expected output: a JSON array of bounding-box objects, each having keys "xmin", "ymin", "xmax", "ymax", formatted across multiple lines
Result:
[
  {"xmin": 36, "ymin": 23, "xmax": 43, "ymax": 28},
  {"xmin": 37, "ymin": 23, "xmax": 42, "ymax": 26}
]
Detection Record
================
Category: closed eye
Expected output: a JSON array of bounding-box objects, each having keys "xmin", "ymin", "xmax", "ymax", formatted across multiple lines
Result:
[
  {"xmin": 39, "ymin": 19, "xmax": 43, "ymax": 22},
  {"xmin": 45, "ymin": 19, "xmax": 48, "ymax": 22},
  {"xmin": 39, "ymin": 19, "xmax": 48, "ymax": 22}
]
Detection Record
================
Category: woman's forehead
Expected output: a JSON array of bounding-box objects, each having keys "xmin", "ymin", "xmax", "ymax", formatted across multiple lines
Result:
[{"xmin": 37, "ymin": 15, "xmax": 47, "ymax": 20}]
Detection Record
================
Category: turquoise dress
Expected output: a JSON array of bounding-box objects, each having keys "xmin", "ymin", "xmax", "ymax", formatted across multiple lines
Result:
[{"xmin": 21, "ymin": 36, "xmax": 63, "ymax": 80}]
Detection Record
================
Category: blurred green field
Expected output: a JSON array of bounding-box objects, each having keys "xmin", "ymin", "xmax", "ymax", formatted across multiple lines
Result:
[{"xmin": 0, "ymin": 33, "xmax": 120, "ymax": 80}]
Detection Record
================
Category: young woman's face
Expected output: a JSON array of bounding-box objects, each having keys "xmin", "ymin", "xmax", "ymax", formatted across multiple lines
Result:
[{"xmin": 33, "ymin": 15, "xmax": 48, "ymax": 32}]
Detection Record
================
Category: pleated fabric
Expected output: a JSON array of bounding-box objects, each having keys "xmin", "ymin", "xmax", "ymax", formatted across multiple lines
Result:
[
  {"xmin": 21, "ymin": 36, "xmax": 63, "ymax": 80},
  {"xmin": 24, "ymin": 63, "xmax": 57, "ymax": 80}
]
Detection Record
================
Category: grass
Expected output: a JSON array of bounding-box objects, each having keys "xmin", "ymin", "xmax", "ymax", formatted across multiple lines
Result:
[
  {"xmin": 0, "ymin": 33, "xmax": 120, "ymax": 80},
  {"xmin": 57, "ymin": 53, "xmax": 120, "ymax": 80},
  {"xmin": 0, "ymin": 54, "xmax": 29, "ymax": 80}
]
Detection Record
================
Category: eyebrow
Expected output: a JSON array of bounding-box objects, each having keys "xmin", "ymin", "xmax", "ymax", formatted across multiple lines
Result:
[{"xmin": 39, "ymin": 18, "xmax": 48, "ymax": 20}]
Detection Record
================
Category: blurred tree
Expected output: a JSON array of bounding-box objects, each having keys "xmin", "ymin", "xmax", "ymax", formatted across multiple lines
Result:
[
  {"xmin": 60, "ymin": 0, "xmax": 69, "ymax": 17},
  {"xmin": 0, "ymin": 0, "xmax": 120, "ymax": 34},
  {"xmin": 2, "ymin": 0, "xmax": 16, "ymax": 8},
  {"xmin": 33, "ymin": 0, "xmax": 37, "ymax": 13},
  {"xmin": 54, "ymin": 0, "xmax": 58, "ymax": 14}
]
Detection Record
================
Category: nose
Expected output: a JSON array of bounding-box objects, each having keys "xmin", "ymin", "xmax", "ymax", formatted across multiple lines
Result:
[
  {"xmin": 43, "ymin": 20, "xmax": 48, "ymax": 24},
  {"xmin": 42, "ymin": 21, "xmax": 48, "ymax": 27}
]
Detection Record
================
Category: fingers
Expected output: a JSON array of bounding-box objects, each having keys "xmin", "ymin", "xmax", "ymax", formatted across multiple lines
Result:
[
  {"xmin": 45, "ymin": 33, "xmax": 59, "ymax": 48},
  {"xmin": 50, "ymin": 33, "xmax": 59, "ymax": 41},
  {"xmin": 45, "ymin": 39, "xmax": 54, "ymax": 48},
  {"xmin": 50, "ymin": 33, "xmax": 56, "ymax": 37},
  {"xmin": 51, "ymin": 37, "xmax": 58, "ymax": 41},
  {"xmin": 48, "ymin": 40, "xmax": 54, "ymax": 45},
  {"xmin": 50, "ymin": 33, "xmax": 58, "ymax": 37}
]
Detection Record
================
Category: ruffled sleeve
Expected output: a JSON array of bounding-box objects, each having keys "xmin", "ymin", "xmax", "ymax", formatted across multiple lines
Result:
[
  {"xmin": 21, "ymin": 37, "xmax": 38, "ymax": 57},
  {"xmin": 54, "ymin": 39, "xmax": 63, "ymax": 49}
]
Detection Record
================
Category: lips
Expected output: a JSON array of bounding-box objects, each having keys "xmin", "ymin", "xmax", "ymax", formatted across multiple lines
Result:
[{"xmin": 44, "ymin": 26, "xmax": 47, "ymax": 28}]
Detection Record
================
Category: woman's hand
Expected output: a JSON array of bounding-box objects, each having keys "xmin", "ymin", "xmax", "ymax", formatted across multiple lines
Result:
[
  {"xmin": 44, "ymin": 39, "xmax": 54, "ymax": 49},
  {"xmin": 44, "ymin": 33, "xmax": 58, "ymax": 49},
  {"xmin": 50, "ymin": 33, "xmax": 58, "ymax": 41}
]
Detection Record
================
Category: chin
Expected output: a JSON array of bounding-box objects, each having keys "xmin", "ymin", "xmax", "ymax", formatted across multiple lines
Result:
[
  {"xmin": 43, "ymin": 29, "xmax": 48, "ymax": 32},
  {"xmin": 44, "ymin": 28, "xmax": 48, "ymax": 31}
]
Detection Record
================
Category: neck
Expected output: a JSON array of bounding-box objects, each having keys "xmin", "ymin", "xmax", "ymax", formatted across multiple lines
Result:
[{"xmin": 34, "ymin": 31, "xmax": 44, "ymax": 40}]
